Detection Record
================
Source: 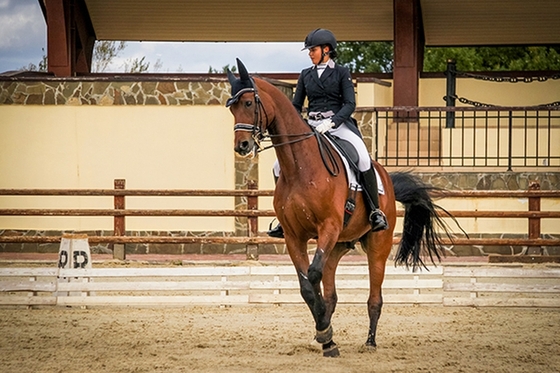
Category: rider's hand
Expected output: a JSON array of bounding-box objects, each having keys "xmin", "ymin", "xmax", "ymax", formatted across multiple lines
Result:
[{"xmin": 315, "ymin": 118, "xmax": 334, "ymax": 134}]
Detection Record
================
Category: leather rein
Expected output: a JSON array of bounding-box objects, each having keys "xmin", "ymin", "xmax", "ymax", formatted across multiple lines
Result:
[{"xmin": 232, "ymin": 81, "xmax": 340, "ymax": 176}]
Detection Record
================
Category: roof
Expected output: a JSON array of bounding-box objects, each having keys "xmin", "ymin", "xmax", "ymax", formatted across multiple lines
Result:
[{"xmin": 78, "ymin": 0, "xmax": 560, "ymax": 46}]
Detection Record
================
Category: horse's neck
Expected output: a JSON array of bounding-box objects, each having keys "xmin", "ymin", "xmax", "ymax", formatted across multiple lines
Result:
[
  {"xmin": 271, "ymin": 110, "xmax": 321, "ymax": 180},
  {"xmin": 258, "ymin": 80, "xmax": 323, "ymax": 181}
]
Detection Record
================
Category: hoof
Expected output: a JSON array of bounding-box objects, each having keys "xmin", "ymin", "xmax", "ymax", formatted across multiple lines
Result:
[
  {"xmin": 315, "ymin": 324, "xmax": 333, "ymax": 344},
  {"xmin": 359, "ymin": 343, "xmax": 377, "ymax": 353},
  {"xmin": 322, "ymin": 341, "xmax": 340, "ymax": 357}
]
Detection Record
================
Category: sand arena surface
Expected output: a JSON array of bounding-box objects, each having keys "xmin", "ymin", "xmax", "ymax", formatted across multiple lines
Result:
[{"xmin": 1, "ymin": 304, "xmax": 558, "ymax": 373}]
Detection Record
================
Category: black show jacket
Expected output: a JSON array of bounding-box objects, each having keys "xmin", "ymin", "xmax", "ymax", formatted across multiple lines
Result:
[{"xmin": 292, "ymin": 63, "xmax": 356, "ymax": 130}]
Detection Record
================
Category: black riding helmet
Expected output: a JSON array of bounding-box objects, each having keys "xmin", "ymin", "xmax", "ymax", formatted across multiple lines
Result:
[{"xmin": 302, "ymin": 28, "xmax": 337, "ymax": 51}]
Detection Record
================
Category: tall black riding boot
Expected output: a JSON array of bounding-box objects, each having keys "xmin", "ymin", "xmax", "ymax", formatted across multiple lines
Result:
[
  {"xmin": 267, "ymin": 174, "xmax": 284, "ymax": 238},
  {"xmin": 360, "ymin": 167, "xmax": 389, "ymax": 232}
]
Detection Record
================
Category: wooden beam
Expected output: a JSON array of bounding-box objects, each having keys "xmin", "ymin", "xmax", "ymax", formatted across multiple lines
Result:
[
  {"xmin": 393, "ymin": 0, "xmax": 424, "ymax": 107},
  {"xmin": 46, "ymin": 0, "xmax": 71, "ymax": 76},
  {"xmin": 73, "ymin": 0, "xmax": 96, "ymax": 74},
  {"xmin": 46, "ymin": 0, "xmax": 96, "ymax": 76}
]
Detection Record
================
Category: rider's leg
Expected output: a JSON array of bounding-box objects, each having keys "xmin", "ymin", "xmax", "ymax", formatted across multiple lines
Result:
[
  {"xmin": 267, "ymin": 162, "xmax": 284, "ymax": 238},
  {"xmin": 360, "ymin": 167, "xmax": 389, "ymax": 232},
  {"xmin": 329, "ymin": 123, "xmax": 388, "ymax": 232}
]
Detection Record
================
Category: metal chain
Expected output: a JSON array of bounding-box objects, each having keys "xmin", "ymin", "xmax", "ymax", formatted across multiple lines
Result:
[
  {"xmin": 455, "ymin": 71, "xmax": 560, "ymax": 83},
  {"xmin": 445, "ymin": 94, "xmax": 493, "ymax": 107},
  {"xmin": 444, "ymin": 95, "xmax": 560, "ymax": 108}
]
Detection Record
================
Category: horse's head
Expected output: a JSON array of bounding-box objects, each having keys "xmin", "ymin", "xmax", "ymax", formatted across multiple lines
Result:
[{"xmin": 226, "ymin": 58, "xmax": 271, "ymax": 157}]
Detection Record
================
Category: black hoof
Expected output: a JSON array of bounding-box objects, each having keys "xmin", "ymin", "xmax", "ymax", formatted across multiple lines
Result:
[
  {"xmin": 360, "ymin": 343, "xmax": 377, "ymax": 353},
  {"xmin": 322, "ymin": 341, "xmax": 340, "ymax": 357}
]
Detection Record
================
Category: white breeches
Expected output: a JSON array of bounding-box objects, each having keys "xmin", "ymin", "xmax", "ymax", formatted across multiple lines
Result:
[{"xmin": 272, "ymin": 120, "xmax": 371, "ymax": 177}]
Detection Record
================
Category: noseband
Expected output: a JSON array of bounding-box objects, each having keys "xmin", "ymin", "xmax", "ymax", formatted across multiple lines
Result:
[{"xmin": 233, "ymin": 79, "xmax": 270, "ymax": 151}]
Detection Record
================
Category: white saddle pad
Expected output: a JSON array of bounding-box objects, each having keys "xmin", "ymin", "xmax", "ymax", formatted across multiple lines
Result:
[{"xmin": 325, "ymin": 136, "xmax": 384, "ymax": 195}]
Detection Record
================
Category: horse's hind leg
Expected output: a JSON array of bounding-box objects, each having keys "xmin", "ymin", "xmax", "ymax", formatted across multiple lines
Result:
[{"xmin": 361, "ymin": 230, "xmax": 393, "ymax": 349}]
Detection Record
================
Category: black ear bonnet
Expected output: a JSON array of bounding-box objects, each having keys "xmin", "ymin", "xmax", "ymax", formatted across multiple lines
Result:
[{"xmin": 226, "ymin": 58, "xmax": 255, "ymax": 107}]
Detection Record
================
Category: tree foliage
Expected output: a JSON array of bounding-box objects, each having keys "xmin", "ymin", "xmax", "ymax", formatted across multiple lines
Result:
[
  {"xmin": 92, "ymin": 41, "xmax": 127, "ymax": 73},
  {"xmin": 208, "ymin": 65, "xmax": 237, "ymax": 73},
  {"xmin": 336, "ymin": 42, "xmax": 560, "ymax": 73},
  {"xmin": 337, "ymin": 42, "xmax": 393, "ymax": 73},
  {"xmin": 20, "ymin": 48, "xmax": 48, "ymax": 72},
  {"xmin": 123, "ymin": 56, "xmax": 150, "ymax": 73},
  {"xmin": 423, "ymin": 46, "xmax": 560, "ymax": 72}
]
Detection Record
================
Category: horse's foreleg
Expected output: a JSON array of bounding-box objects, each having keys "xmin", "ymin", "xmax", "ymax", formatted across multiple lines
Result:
[
  {"xmin": 307, "ymin": 231, "xmax": 344, "ymax": 357},
  {"xmin": 316, "ymin": 244, "xmax": 351, "ymax": 357},
  {"xmin": 285, "ymin": 239, "xmax": 321, "ymax": 320}
]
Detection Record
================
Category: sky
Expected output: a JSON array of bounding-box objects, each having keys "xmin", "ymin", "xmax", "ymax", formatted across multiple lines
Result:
[{"xmin": 0, "ymin": 0, "xmax": 311, "ymax": 74}]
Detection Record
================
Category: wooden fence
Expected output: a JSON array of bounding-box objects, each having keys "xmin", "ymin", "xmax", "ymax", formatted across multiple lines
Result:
[
  {"xmin": 0, "ymin": 179, "xmax": 559, "ymax": 259},
  {"xmin": 1, "ymin": 264, "xmax": 559, "ymax": 308}
]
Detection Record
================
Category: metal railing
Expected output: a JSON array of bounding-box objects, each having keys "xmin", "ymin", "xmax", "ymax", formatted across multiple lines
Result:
[{"xmin": 369, "ymin": 106, "xmax": 560, "ymax": 170}]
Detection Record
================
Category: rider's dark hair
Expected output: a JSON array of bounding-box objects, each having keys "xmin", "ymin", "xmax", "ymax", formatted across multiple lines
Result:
[{"xmin": 322, "ymin": 45, "xmax": 337, "ymax": 60}]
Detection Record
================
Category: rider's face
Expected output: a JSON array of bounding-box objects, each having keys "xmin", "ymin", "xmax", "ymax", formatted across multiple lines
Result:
[{"xmin": 308, "ymin": 46, "xmax": 329, "ymax": 65}]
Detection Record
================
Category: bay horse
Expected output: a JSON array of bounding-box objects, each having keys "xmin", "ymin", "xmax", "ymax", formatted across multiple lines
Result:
[{"xmin": 227, "ymin": 59, "xmax": 455, "ymax": 357}]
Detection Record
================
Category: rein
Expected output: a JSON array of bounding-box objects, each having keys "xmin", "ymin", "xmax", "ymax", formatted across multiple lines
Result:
[{"xmin": 233, "ymin": 80, "xmax": 341, "ymax": 176}]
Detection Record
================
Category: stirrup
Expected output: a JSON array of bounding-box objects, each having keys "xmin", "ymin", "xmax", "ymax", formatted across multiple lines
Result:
[
  {"xmin": 267, "ymin": 223, "xmax": 284, "ymax": 238},
  {"xmin": 369, "ymin": 209, "xmax": 388, "ymax": 232}
]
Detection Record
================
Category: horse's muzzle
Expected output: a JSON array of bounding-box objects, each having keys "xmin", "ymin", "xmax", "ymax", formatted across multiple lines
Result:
[{"xmin": 234, "ymin": 138, "xmax": 255, "ymax": 156}]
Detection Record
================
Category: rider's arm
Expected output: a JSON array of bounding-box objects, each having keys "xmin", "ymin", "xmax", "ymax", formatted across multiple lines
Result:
[{"xmin": 331, "ymin": 67, "xmax": 356, "ymax": 126}]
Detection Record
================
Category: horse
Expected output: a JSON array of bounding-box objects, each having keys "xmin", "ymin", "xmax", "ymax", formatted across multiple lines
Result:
[{"xmin": 226, "ymin": 58, "xmax": 456, "ymax": 357}]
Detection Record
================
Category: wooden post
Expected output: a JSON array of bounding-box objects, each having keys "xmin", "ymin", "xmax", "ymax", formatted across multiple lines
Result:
[
  {"xmin": 445, "ymin": 60, "xmax": 456, "ymax": 128},
  {"xmin": 113, "ymin": 179, "xmax": 126, "ymax": 260},
  {"xmin": 527, "ymin": 182, "xmax": 543, "ymax": 255},
  {"xmin": 246, "ymin": 180, "xmax": 259, "ymax": 260}
]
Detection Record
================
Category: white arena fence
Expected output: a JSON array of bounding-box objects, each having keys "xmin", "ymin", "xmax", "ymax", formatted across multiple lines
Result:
[{"xmin": 1, "ymin": 264, "xmax": 559, "ymax": 308}]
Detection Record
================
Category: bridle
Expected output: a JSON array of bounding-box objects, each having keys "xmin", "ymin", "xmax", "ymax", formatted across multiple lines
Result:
[
  {"xmin": 233, "ymin": 79, "xmax": 315, "ymax": 153},
  {"xmin": 232, "ymin": 79, "xmax": 340, "ymax": 176}
]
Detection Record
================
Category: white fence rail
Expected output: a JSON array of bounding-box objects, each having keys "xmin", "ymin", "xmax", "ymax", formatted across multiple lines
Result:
[{"xmin": 1, "ymin": 265, "xmax": 559, "ymax": 308}]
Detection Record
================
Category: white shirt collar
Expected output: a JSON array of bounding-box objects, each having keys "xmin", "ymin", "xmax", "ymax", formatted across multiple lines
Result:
[{"xmin": 313, "ymin": 59, "xmax": 335, "ymax": 69}]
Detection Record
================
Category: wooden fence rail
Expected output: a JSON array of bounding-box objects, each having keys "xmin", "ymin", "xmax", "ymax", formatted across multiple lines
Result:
[
  {"xmin": 1, "ymin": 179, "xmax": 559, "ymax": 259},
  {"xmin": 1, "ymin": 264, "xmax": 559, "ymax": 308}
]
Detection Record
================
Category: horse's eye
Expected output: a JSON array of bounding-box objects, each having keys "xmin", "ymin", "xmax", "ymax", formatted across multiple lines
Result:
[{"xmin": 245, "ymin": 100, "xmax": 253, "ymax": 108}]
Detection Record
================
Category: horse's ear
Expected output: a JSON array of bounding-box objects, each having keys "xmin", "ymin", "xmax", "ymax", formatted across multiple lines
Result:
[
  {"xmin": 226, "ymin": 68, "xmax": 237, "ymax": 86},
  {"xmin": 236, "ymin": 58, "xmax": 250, "ymax": 82}
]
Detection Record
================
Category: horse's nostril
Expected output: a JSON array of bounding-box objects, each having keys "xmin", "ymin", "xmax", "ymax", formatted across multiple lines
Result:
[{"xmin": 241, "ymin": 141, "xmax": 250, "ymax": 151}]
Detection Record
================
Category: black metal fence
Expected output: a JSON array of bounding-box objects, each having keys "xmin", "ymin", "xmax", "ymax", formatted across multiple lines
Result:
[{"xmin": 372, "ymin": 106, "xmax": 560, "ymax": 170}]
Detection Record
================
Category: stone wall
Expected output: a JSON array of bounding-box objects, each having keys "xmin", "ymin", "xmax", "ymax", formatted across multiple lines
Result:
[{"xmin": 0, "ymin": 78, "xmax": 230, "ymax": 106}]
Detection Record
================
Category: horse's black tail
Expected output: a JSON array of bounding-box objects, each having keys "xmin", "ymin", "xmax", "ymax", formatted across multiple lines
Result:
[{"xmin": 390, "ymin": 171, "xmax": 464, "ymax": 271}]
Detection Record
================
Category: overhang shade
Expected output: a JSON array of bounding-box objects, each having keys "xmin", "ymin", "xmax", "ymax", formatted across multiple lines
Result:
[{"xmin": 80, "ymin": 0, "xmax": 560, "ymax": 46}]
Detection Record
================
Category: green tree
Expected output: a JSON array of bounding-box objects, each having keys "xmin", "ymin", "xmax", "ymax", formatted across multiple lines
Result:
[
  {"xmin": 337, "ymin": 42, "xmax": 560, "ymax": 73},
  {"xmin": 337, "ymin": 42, "xmax": 393, "ymax": 73},
  {"xmin": 423, "ymin": 46, "xmax": 560, "ymax": 71},
  {"xmin": 208, "ymin": 64, "xmax": 237, "ymax": 73}
]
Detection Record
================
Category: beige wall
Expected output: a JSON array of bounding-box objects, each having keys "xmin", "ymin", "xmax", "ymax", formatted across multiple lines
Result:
[
  {"xmin": 0, "ymin": 105, "xmax": 236, "ymax": 231},
  {"xmin": 357, "ymin": 77, "xmax": 560, "ymax": 107},
  {"xmin": 420, "ymin": 78, "xmax": 560, "ymax": 107}
]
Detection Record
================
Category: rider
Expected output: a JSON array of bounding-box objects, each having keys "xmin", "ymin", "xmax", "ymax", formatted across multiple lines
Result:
[{"xmin": 267, "ymin": 28, "xmax": 389, "ymax": 238}]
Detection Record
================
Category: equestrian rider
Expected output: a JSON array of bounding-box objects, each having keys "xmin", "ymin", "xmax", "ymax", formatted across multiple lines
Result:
[{"xmin": 268, "ymin": 28, "xmax": 389, "ymax": 238}]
